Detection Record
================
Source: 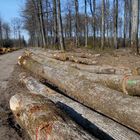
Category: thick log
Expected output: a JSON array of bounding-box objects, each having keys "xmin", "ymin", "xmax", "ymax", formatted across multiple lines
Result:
[
  {"xmin": 20, "ymin": 74, "xmax": 140, "ymax": 140},
  {"xmin": 29, "ymin": 49, "xmax": 97, "ymax": 65},
  {"xmin": 18, "ymin": 54, "xmax": 140, "ymax": 134},
  {"xmin": 20, "ymin": 52, "xmax": 140, "ymax": 96},
  {"xmin": 31, "ymin": 49, "xmax": 101, "ymax": 59},
  {"xmin": 70, "ymin": 63, "xmax": 132, "ymax": 75},
  {"xmin": 10, "ymin": 93, "xmax": 95, "ymax": 140}
]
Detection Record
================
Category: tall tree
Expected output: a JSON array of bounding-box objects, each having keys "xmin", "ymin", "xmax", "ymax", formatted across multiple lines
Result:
[
  {"xmin": 85, "ymin": 0, "xmax": 88, "ymax": 47},
  {"xmin": 57, "ymin": 0, "xmax": 65, "ymax": 50},
  {"xmin": 89, "ymin": 0, "xmax": 96, "ymax": 47},
  {"xmin": 129, "ymin": 0, "xmax": 132, "ymax": 46},
  {"xmin": 131, "ymin": 0, "xmax": 139, "ymax": 54},
  {"xmin": 113, "ymin": 0, "xmax": 118, "ymax": 49},
  {"xmin": 101, "ymin": 0, "xmax": 105, "ymax": 49},
  {"xmin": 38, "ymin": 0, "xmax": 47, "ymax": 47},
  {"xmin": 123, "ymin": 0, "xmax": 127, "ymax": 48},
  {"xmin": 53, "ymin": 0, "xmax": 59, "ymax": 45},
  {"xmin": 75, "ymin": 0, "xmax": 79, "ymax": 47}
]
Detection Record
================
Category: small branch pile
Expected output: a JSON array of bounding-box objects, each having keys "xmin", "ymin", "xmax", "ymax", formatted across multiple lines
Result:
[{"xmin": 10, "ymin": 48, "xmax": 140, "ymax": 140}]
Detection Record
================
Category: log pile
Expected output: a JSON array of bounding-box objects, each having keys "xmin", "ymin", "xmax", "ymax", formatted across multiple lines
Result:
[
  {"xmin": 0, "ymin": 47, "xmax": 19, "ymax": 55},
  {"xmin": 19, "ymin": 74, "xmax": 140, "ymax": 140},
  {"xmin": 10, "ymin": 48, "xmax": 140, "ymax": 140}
]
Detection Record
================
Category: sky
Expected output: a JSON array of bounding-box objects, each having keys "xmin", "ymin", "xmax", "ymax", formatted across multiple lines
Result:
[{"xmin": 0, "ymin": 0, "xmax": 29, "ymax": 40}]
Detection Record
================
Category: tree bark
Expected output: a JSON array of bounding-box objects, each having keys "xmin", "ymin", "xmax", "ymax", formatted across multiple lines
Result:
[
  {"xmin": 19, "ymin": 52, "xmax": 140, "ymax": 133},
  {"xmin": 53, "ymin": 0, "xmax": 59, "ymax": 45},
  {"xmin": 113, "ymin": 0, "xmax": 118, "ymax": 49},
  {"xmin": 85, "ymin": 0, "xmax": 88, "ymax": 48},
  {"xmin": 10, "ymin": 93, "xmax": 95, "ymax": 140},
  {"xmin": 21, "ymin": 52, "xmax": 140, "ymax": 96},
  {"xmin": 123, "ymin": 0, "xmax": 127, "ymax": 48},
  {"xmin": 38, "ymin": 0, "xmax": 47, "ymax": 47},
  {"xmin": 57, "ymin": 0, "xmax": 65, "ymax": 50},
  {"xmin": 129, "ymin": 0, "xmax": 132, "ymax": 47},
  {"xmin": 101, "ymin": 0, "xmax": 105, "ymax": 49},
  {"xmin": 131, "ymin": 0, "xmax": 139, "ymax": 54},
  {"xmin": 75, "ymin": 0, "xmax": 79, "ymax": 47},
  {"xmin": 20, "ymin": 74, "xmax": 140, "ymax": 140}
]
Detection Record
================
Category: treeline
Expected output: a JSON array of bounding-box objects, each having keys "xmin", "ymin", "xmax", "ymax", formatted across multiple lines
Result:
[
  {"xmin": 0, "ymin": 17, "xmax": 26, "ymax": 48},
  {"xmin": 23, "ymin": 0, "xmax": 140, "ymax": 53}
]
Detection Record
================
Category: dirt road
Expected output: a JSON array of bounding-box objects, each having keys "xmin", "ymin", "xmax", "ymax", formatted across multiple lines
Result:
[
  {"xmin": 0, "ymin": 50, "xmax": 23, "ymax": 89},
  {"xmin": 0, "ymin": 50, "xmax": 30, "ymax": 140}
]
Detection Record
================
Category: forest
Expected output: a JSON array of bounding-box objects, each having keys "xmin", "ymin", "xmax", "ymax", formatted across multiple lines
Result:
[{"xmin": 22, "ymin": 0, "xmax": 140, "ymax": 53}]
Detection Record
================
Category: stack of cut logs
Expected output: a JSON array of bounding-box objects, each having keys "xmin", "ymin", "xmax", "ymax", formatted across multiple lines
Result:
[
  {"xmin": 10, "ymin": 48, "xmax": 140, "ymax": 140},
  {"xmin": 0, "ymin": 47, "xmax": 19, "ymax": 55}
]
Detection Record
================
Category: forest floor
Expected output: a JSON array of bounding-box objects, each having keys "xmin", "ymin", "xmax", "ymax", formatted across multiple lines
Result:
[{"xmin": 0, "ymin": 47, "xmax": 139, "ymax": 140}]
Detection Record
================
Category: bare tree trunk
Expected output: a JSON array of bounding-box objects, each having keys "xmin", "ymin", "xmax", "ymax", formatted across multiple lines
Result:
[
  {"xmin": 57, "ymin": 0, "xmax": 65, "ymax": 50},
  {"xmin": 113, "ymin": 0, "xmax": 118, "ymax": 49},
  {"xmin": 45, "ymin": 0, "xmax": 49, "ymax": 45},
  {"xmin": 75, "ymin": 0, "xmax": 79, "ymax": 47},
  {"xmin": 38, "ymin": 0, "xmax": 47, "ymax": 47},
  {"xmin": 53, "ymin": 0, "xmax": 59, "ymax": 45},
  {"xmin": 85, "ymin": 0, "xmax": 88, "ymax": 47},
  {"xmin": 129, "ymin": 0, "xmax": 132, "ymax": 46},
  {"xmin": 123, "ymin": 0, "xmax": 127, "ymax": 48},
  {"xmin": 68, "ymin": 8, "xmax": 72, "ymax": 38},
  {"xmin": 101, "ymin": 0, "xmax": 105, "ymax": 49},
  {"xmin": 131, "ymin": 0, "xmax": 139, "ymax": 54}
]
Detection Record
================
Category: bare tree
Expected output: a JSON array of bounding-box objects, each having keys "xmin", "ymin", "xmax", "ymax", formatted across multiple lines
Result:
[
  {"xmin": 57, "ymin": 0, "xmax": 65, "ymax": 50},
  {"xmin": 85, "ymin": 0, "xmax": 88, "ymax": 47},
  {"xmin": 101, "ymin": 0, "xmax": 105, "ymax": 49},
  {"xmin": 75, "ymin": 0, "xmax": 79, "ymax": 47},
  {"xmin": 123, "ymin": 0, "xmax": 127, "ymax": 48},
  {"xmin": 53, "ymin": 0, "xmax": 59, "ymax": 45},
  {"xmin": 89, "ymin": 0, "xmax": 96, "ymax": 47},
  {"xmin": 131, "ymin": 0, "xmax": 139, "ymax": 54},
  {"xmin": 38, "ymin": 0, "xmax": 47, "ymax": 47},
  {"xmin": 113, "ymin": 0, "xmax": 118, "ymax": 49}
]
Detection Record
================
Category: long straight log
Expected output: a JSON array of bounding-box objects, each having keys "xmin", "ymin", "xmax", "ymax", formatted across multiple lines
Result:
[
  {"xmin": 18, "ymin": 54, "xmax": 140, "ymax": 134},
  {"xmin": 20, "ymin": 74, "xmax": 140, "ymax": 140},
  {"xmin": 30, "ymin": 49, "xmax": 101, "ymax": 59},
  {"xmin": 10, "ymin": 93, "xmax": 95, "ymax": 140},
  {"xmin": 29, "ymin": 49, "xmax": 133, "ymax": 75},
  {"xmin": 20, "ymin": 52, "xmax": 140, "ymax": 96},
  {"xmin": 70, "ymin": 63, "xmax": 132, "ymax": 75},
  {"xmin": 27, "ymin": 49, "xmax": 97, "ymax": 65}
]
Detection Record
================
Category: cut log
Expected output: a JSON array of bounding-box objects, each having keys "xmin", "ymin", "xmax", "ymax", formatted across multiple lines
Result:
[
  {"xmin": 20, "ymin": 74, "xmax": 140, "ymax": 140},
  {"xmin": 70, "ymin": 63, "xmax": 132, "ymax": 75},
  {"xmin": 29, "ymin": 49, "xmax": 97, "ymax": 65},
  {"xmin": 20, "ymin": 52, "xmax": 140, "ymax": 96},
  {"xmin": 10, "ymin": 93, "xmax": 95, "ymax": 140},
  {"xmin": 31, "ymin": 49, "xmax": 101, "ymax": 59},
  {"xmin": 18, "ymin": 54, "xmax": 140, "ymax": 134},
  {"xmin": 132, "ymin": 67, "xmax": 140, "ymax": 75}
]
